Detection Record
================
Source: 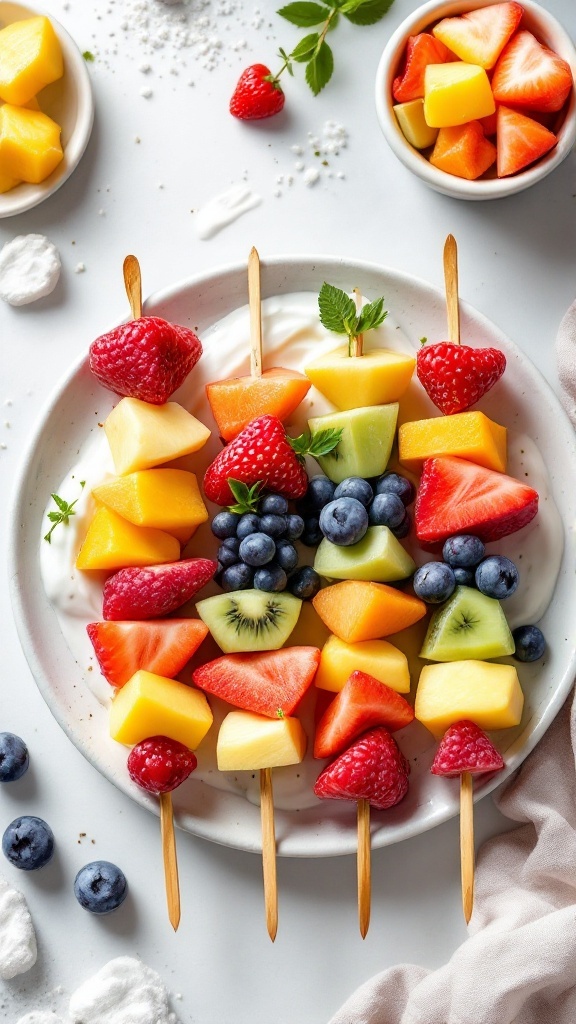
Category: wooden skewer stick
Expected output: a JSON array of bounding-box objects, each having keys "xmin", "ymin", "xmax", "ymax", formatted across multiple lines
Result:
[
  {"xmin": 460, "ymin": 772, "xmax": 475, "ymax": 924},
  {"xmin": 357, "ymin": 798, "xmax": 371, "ymax": 939},
  {"xmin": 159, "ymin": 791, "xmax": 181, "ymax": 932},
  {"xmin": 351, "ymin": 286, "xmax": 364, "ymax": 358},
  {"xmin": 248, "ymin": 246, "xmax": 263, "ymax": 378},
  {"xmin": 260, "ymin": 768, "xmax": 278, "ymax": 942},
  {"xmin": 443, "ymin": 234, "xmax": 460, "ymax": 345},
  {"xmin": 123, "ymin": 254, "xmax": 143, "ymax": 319}
]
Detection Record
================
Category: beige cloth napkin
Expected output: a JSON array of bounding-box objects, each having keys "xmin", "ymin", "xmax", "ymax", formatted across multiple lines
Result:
[{"xmin": 329, "ymin": 310, "xmax": 576, "ymax": 1024}]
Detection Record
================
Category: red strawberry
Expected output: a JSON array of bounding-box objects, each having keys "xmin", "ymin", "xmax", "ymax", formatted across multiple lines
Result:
[
  {"xmin": 392, "ymin": 33, "xmax": 456, "ymax": 103},
  {"xmin": 492, "ymin": 30, "xmax": 573, "ymax": 113},
  {"xmin": 89, "ymin": 316, "xmax": 202, "ymax": 405},
  {"xmin": 431, "ymin": 720, "xmax": 504, "ymax": 777},
  {"xmin": 415, "ymin": 456, "xmax": 539, "ymax": 546},
  {"xmin": 432, "ymin": 2, "xmax": 523, "ymax": 70},
  {"xmin": 314, "ymin": 671, "xmax": 414, "ymax": 760},
  {"xmin": 203, "ymin": 415, "xmax": 341, "ymax": 506},
  {"xmin": 497, "ymin": 105, "xmax": 557, "ymax": 177},
  {"xmin": 102, "ymin": 558, "xmax": 217, "ymax": 620},
  {"xmin": 128, "ymin": 736, "xmax": 197, "ymax": 794},
  {"xmin": 417, "ymin": 341, "xmax": 506, "ymax": 415},
  {"xmin": 230, "ymin": 64, "xmax": 285, "ymax": 120},
  {"xmin": 192, "ymin": 647, "xmax": 320, "ymax": 719},
  {"xmin": 87, "ymin": 619, "xmax": 209, "ymax": 687},
  {"xmin": 314, "ymin": 727, "xmax": 410, "ymax": 811}
]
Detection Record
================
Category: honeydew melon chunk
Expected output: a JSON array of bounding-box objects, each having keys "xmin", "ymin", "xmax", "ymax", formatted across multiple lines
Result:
[
  {"xmin": 217, "ymin": 710, "xmax": 307, "ymax": 771},
  {"xmin": 195, "ymin": 589, "xmax": 302, "ymax": 654},
  {"xmin": 308, "ymin": 404, "xmax": 399, "ymax": 483},
  {"xmin": 315, "ymin": 635, "xmax": 410, "ymax": 694},
  {"xmin": 104, "ymin": 398, "xmax": 211, "ymax": 476},
  {"xmin": 415, "ymin": 659, "xmax": 524, "ymax": 737},
  {"xmin": 110, "ymin": 669, "xmax": 213, "ymax": 748},
  {"xmin": 304, "ymin": 346, "xmax": 415, "ymax": 410},
  {"xmin": 420, "ymin": 586, "xmax": 514, "ymax": 662},
  {"xmin": 314, "ymin": 526, "xmax": 416, "ymax": 582}
]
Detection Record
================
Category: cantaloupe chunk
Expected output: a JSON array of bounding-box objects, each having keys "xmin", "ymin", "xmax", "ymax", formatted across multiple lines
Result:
[
  {"xmin": 429, "ymin": 120, "xmax": 497, "ymax": 179},
  {"xmin": 0, "ymin": 17, "xmax": 63, "ymax": 105},
  {"xmin": 304, "ymin": 347, "xmax": 415, "ymax": 411},
  {"xmin": 217, "ymin": 710, "xmax": 307, "ymax": 771},
  {"xmin": 206, "ymin": 368, "xmax": 311, "ymax": 441},
  {"xmin": 76, "ymin": 507, "xmax": 180, "ymax": 571},
  {"xmin": 92, "ymin": 469, "xmax": 208, "ymax": 541},
  {"xmin": 110, "ymin": 669, "xmax": 213, "ymax": 748},
  {"xmin": 393, "ymin": 98, "xmax": 439, "ymax": 150},
  {"xmin": 399, "ymin": 411, "xmax": 506, "ymax": 473},
  {"xmin": 415, "ymin": 660, "xmax": 524, "ymax": 737},
  {"xmin": 313, "ymin": 580, "xmax": 426, "ymax": 643},
  {"xmin": 315, "ymin": 635, "xmax": 411, "ymax": 694},
  {"xmin": 0, "ymin": 104, "xmax": 62, "ymax": 184},
  {"xmin": 424, "ymin": 63, "xmax": 495, "ymax": 127},
  {"xmin": 104, "ymin": 398, "xmax": 211, "ymax": 476}
]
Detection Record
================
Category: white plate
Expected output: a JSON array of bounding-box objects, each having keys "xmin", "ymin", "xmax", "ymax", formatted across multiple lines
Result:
[
  {"xmin": 9, "ymin": 255, "xmax": 576, "ymax": 857},
  {"xmin": 0, "ymin": 2, "xmax": 94, "ymax": 217}
]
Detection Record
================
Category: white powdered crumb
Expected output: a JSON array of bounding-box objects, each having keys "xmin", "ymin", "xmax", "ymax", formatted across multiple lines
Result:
[
  {"xmin": 0, "ymin": 875, "xmax": 37, "ymax": 979},
  {"xmin": 273, "ymin": 189, "xmax": 281, "ymax": 198},
  {"xmin": 303, "ymin": 167, "xmax": 320, "ymax": 186},
  {"xmin": 290, "ymin": 144, "xmax": 303, "ymax": 155},
  {"xmin": 0, "ymin": 443, "xmax": 7, "ymax": 450},
  {"xmin": 16, "ymin": 1014, "xmax": 64, "ymax": 1024},
  {"xmin": 140, "ymin": 86, "xmax": 153, "ymax": 97},
  {"xmin": 69, "ymin": 956, "xmax": 176, "ymax": 1024},
  {"xmin": 294, "ymin": 161, "xmax": 304, "ymax": 172},
  {"xmin": 98, "ymin": 209, "xmax": 105, "ymax": 215},
  {"xmin": 138, "ymin": 62, "xmax": 152, "ymax": 72},
  {"xmin": 0, "ymin": 234, "xmax": 60, "ymax": 306},
  {"xmin": 75, "ymin": 263, "xmax": 86, "ymax": 274}
]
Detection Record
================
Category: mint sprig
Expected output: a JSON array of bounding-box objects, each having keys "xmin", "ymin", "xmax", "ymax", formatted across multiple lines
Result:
[
  {"xmin": 318, "ymin": 282, "xmax": 387, "ymax": 356},
  {"xmin": 44, "ymin": 482, "xmax": 85, "ymax": 543},
  {"xmin": 227, "ymin": 479, "xmax": 263, "ymax": 515}
]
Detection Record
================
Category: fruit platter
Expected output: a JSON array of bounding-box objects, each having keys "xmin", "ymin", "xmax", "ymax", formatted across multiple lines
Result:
[{"xmin": 10, "ymin": 253, "xmax": 576, "ymax": 859}]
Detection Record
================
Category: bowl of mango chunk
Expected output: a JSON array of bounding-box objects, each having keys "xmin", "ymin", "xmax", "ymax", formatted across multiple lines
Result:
[{"xmin": 0, "ymin": 2, "xmax": 94, "ymax": 216}]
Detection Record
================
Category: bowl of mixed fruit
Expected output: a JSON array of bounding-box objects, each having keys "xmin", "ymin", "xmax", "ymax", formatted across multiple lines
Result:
[{"xmin": 375, "ymin": 0, "xmax": 576, "ymax": 198}]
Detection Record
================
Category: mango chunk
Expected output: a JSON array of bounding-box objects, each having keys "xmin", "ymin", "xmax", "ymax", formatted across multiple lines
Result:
[
  {"xmin": 315, "ymin": 635, "xmax": 411, "ymax": 694},
  {"xmin": 110, "ymin": 669, "xmax": 213, "ymax": 748},
  {"xmin": 0, "ymin": 104, "xmax": 62, "ymax": 183},
  {"xmin": 104, "ymin": 398, "xmax": 211, "ymax": 476},
  {"xmin": 415, "ymin": 660, "xmax": 524, "ymax": 737},
  {"xmin": 92, "ymin": 469, "xmax": 208, "ymax": 541},
  {"xmin": 0, "ymin": 17, "xmax": 63, "ymax": 106},
  {"xmin": 424, "ymin": 63, "xmax": 495, "ymax": 127},
  {"xmin": 304, "ymin": 346, "xmax": 415, "ymax": 410},
  {"xmin": 217, "ymin": 710, "xmax": 307, "ymax": 771},
  {"xmin": 393, "ymin": 98, "xmax": 439, "ymax": 150},
  {"xmin": 399, "ymin": 411, "xmax": 507, "ymax": 473},
  {"xmin": 76, "ymin": 506, "xmax": 180, "ymax": 571},
  {"xmin": 0, "ymin": 169, "xmax": 20, "ymax": 193}
]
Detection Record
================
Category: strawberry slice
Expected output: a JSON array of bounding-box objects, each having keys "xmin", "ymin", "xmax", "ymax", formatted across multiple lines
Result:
[
  {"xmin": 192, "ymin": 646, "xmax": 320, "ymax": 718},
  {"xmin": 87, "ymin": 619, "xmax": 209, "ymax": 687},
  {"xmin": 314, "ymin": 670, "xmax": 414, "ymax": 760},
  {"xmin": 314, "ymin": 726, "xmax": 410, "ymax": 811},
  {"xmin": 102, "ymin": 557, "xmax": 217, "ymax": 620},
  {"xmin": 415, "ymin": 456, "xmax": 539, "ymax": 546},
  {"xmin": 492, "ymin": 30, "xmax": 574, "ymax": 113},
  {"xmin": 431, "ymin": 720, "xmax": 504, "ymax": 777},
  {"xmin": 393, "ymin": 32, "xmax": 456, "ymax": 103},
  {"xmin": 432, "ymin": 2, "xmax": 523, "ymax": 70},
  {"xmin": 497, "ymin": 105, "xmax": 557, "ymax": 177}
]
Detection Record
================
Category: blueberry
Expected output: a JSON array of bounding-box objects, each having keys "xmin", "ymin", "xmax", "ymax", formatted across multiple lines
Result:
[
  {"xmin": 368, "ymin": 492, "xmax": 406, "ymax": 529},
  {"xmin": 288, "ymin": 565, "xmax": 321, "ymax": 600},
  {"xmin": 285, "ymin": 514, "xmax": 304, "ymax": 541},
  {"xmin": 301, "ymin": 516, "xmax": 323, "ymax": 546},
  {"xmin": 333, "ymin": 477, "xmax": 373, "ymax": 508},
  {"xmin": 413, "ymin": 562, "xmax": 456, "ymax": 604},
  {"xmin": 239, "ymin": 532, "xmax": 276, "ymax": 567},
  {"xmin": 2, "ymin": 816, "xmax": 54, "ymax": 870},
  {"xmin": 217, "ymin": 543, "xmax": 239, "ymax": 569},
  {"xmin": 260, "ymin": 493, "xmax": 289, "ymax": 515},
  {"xmin": 236, "ymin": 513, "xmax": 262, "ymax": 541},
  {"xmin": 221, "ymin": 563, "xmax": 254, "ymax": 591},
  {"xmin": 306, "ymin": 475, "xmax": 336, "ymax": 510},
  {"xmin": 259, "ymin": 514, "xmax": 287, "ymax": 539},
  {"xmin": 373, "ymin": 472, "xmax": 416, "ymax": 507},
  {"xmin": 74, "ymin": 860, "xmax": 128, "ymax": 915},
  {"xmin": 221, "ymin": 536, "xmax": 240, "ymax": 554},
  {"xmin": 475, "ymin": 555, "xmax": 519, "ymax": 599},
  {"xmin": 211, "ymin": 511, "xmax": 240, "ymax": 540},
  {"xmin": 254, "ymin": 562, "xmax": 288, "ymax": 592},
  {"xmin": 0, "ymin": 733, "xmax": 29, "ymax": 783},
  {"xmin": 320, "ymin": 498, "xmax": 369, "ymax": 547},
  {"xmin": 443, "ymin": 534, "xmax": 486, "ymax": 568},
  {"xmin": 453, "ymin": 566, "xmax": 475, "ymax": 587},
  {"xmin": 275, "ymin": 540, "xmax": 299, "ymax": 573},
  {"xmin": 392, "ymin": 511, "xmax": 411, "ymax": 539},
  {"xmin": 512, "ymin": 624, "xmax": 546, "ymax": 662}
]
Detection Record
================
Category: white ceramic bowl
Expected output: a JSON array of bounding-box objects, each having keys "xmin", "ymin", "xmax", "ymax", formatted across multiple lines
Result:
[
  {"xmin": 375, "ymin": 0, "xmax": 576, "ymax": 200},
  {"xmin": 0, "ymin": 1, "xmax": 94, "ymax": 217}
]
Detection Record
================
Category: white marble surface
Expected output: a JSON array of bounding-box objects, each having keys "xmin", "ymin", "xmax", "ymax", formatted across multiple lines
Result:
[{"xmin": 1, "ymin": 0, "xmax": 575, "ymax": 1019}]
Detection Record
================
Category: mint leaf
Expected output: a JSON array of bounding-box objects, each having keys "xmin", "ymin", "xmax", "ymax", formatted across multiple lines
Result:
[
  {"xmin": 291, "ymin": 33, "xmax": 320, "ymax": 62},
  {"xmin": 318, "ymin": 282, "xmax": 357, "ymax": 336},
  {"xmin": 356, "ymin": 296, "xmax": 387, "ymax": 334},
  {"xmin": 44, "ymin": 484, "xmax": 85, "ymax": 543},
  {"xmin": 278, "ymin": 2, "xmax": 329, "ymax": 26},
  {"xmin": 289, "ymin": 427, "xmax": 343, "ymax": 460},
  {"xmin": 342, "ymin": 0, "xmax": 394, "ymax": 25},
  {"xmin": 82, "ymin": 50, "xmax": 95, "ymax": 61},
  {"xmin": 305, "ymin": 39, "xmax": 333, "ymax": 95},
  {"xmin": 227, "ymin": 478, "xmax": 262, "ymax": 515}
]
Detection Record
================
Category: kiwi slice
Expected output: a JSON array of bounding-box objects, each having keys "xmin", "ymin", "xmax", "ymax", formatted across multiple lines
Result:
[
  {"xmin": 195, "ymin": 589, "xmax": 302, "ymax": 653},
  {"xmin": 420, "ymin": 586, "xmax": 514, "ymax": 662}
]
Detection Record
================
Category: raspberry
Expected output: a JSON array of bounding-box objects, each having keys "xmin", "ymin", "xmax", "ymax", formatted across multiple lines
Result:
[
  {"xmin": 313, "ymin": 727, "xmax": 410, "ymax": 811},
  {"xmin": 416, "ymin": 341, "xmax": 506, "ymax": 415},
  {"xmin": 102, "ymin": 558, "xmax": 217, "ymax": 620},
  {"xmin": 230, "ymin": 64, "xmax": 285, "ymax": 121},
  {"xmin": 89, "ymin": 316, "xmax": 202, "ymax": 404},
  {"xmin": 127, "ymin": 736, "xmax": 197, "ymax": 794},
  {"xmin": 431, "ymin": 720, "xmax": 505, "ymax": 777}
]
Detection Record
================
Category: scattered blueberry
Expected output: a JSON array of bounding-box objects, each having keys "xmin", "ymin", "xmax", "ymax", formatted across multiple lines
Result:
[
  {"xmin": 392, "ymin": 511, "xmax": 411, "ymax": 539},
  {"xmin": 475, "ymin": 555, "xmax": 519, "ymax": 600},
  {"xmin": 368, "ymin": 492, "xmax": 406, "ymax": 529},
  {"xmin": 260, "ymin": 493, "xmax": 289, "ymax": 515},
  {"xmin": 512, "ymin": 624, "xmax": 546, "ymax": 662},
  {"xmin": 373, "ymin": 472, "xmax": 416, "ymax": 506},
  {"xmin": 217, "ymin": 543, "xmax": 240, "ymax": 569},
  {"xmin": 275, "ymin": 539, "xmax": 299, "ymax": 573},
  {"xmin": 285, "ymin": 514, "xmax": 305, "ymax": 541},
  {"xmin": 301, "ymin": 517, "xmax": 323, "ymax": 547},
  {"xmin": 2, "ymin": 816, "xmax": 54, "ymax": 870},
  {"xmin": 413, "ymin": 562, "xmax": 456, "ymax": 604},
  {"xmin": 221, "ymin": 563, "xmax": 254, "ymax": 591},
  {"xmin": 254, "ymin": 562, "xmax": 288, "ymax": 592},
  {"xmin": 288, "ymin": 565, "xmax": 321, "ymax": 600},
  {"xmin": 306, "ymin": 475, "xmax": 336, "ymax": 510},
  {"xmin": 211, "ymin": 511, "xmax": 240, "ymax": 540},
  {"xmin": 443, "ymin": 534, "xmax": 486, "ymax": 568},
  {"xmin": 334, "ymin": 477, "xmax": 373, "ymax": 508},
  {"xmin": 453, "ymin": 566, "xmax": 476, "ymax": 587},
  {"xmin": 236, "ymin": 513, "xmax": 262, "ymax": 541},
  {"xmin": 259, "ymin": 514, "xmax": 287, "ymax": 539},
  {"xmin": 238, "ymin": 532, "xmax": 276, "ymax": 567},
  {"xmin": 0, "ymin": 733, "xmax": 29, "ymax": 783},
  {"xmin": 74, "ymin": 860, "xmax": 128, "ymax": 915},
  {"xmin": 319, "ymin": 497, "xmax": 368, "ymax": 547}
]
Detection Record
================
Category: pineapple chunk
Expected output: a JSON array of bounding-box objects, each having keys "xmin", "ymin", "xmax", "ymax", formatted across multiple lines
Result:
[
  {"xmin": 393, "ymin": 99, "xmax": 439, "ymax": 150},
  {"xmin": 92, "ymin": 469, "xmax": 208, "ymax": 539},
  {"xmin": 304, "ymin": 347, "xmax": 415, "ymax": 410},
  {"xmin": 110, "ymin": 669, "xmax": 213, "ymax": 748},
  {"xmin": 0, "ymin": 17, "xmax": 63, "ymax": 106},
  {"xmin": 399, "ymin": 411, "xmax": 507, "ymax": 473},
  {"xmin": 424, "ymin": 63, "xmax": 495, "ymax": 127},
  {"xmin": 76, "ymin": 506, "xmax": 180, "ymax": 570},
  {"xmin": 217, "ymin": 710, "xmax": 307, "ymax": 771},
  {"xmin": 0, "ymin": 104, "xmax": 62, "ymax": 184},
  {"xmin": 104, "ymin": 398, "xmax": 211, "ymax": 476},
  {"xmin": 315, "ymin": 635, "xmax": 411, "ymax": 694},
  {"xmin": 415, "ymin": 660, "xmax": 524, "ymax": 737}
]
